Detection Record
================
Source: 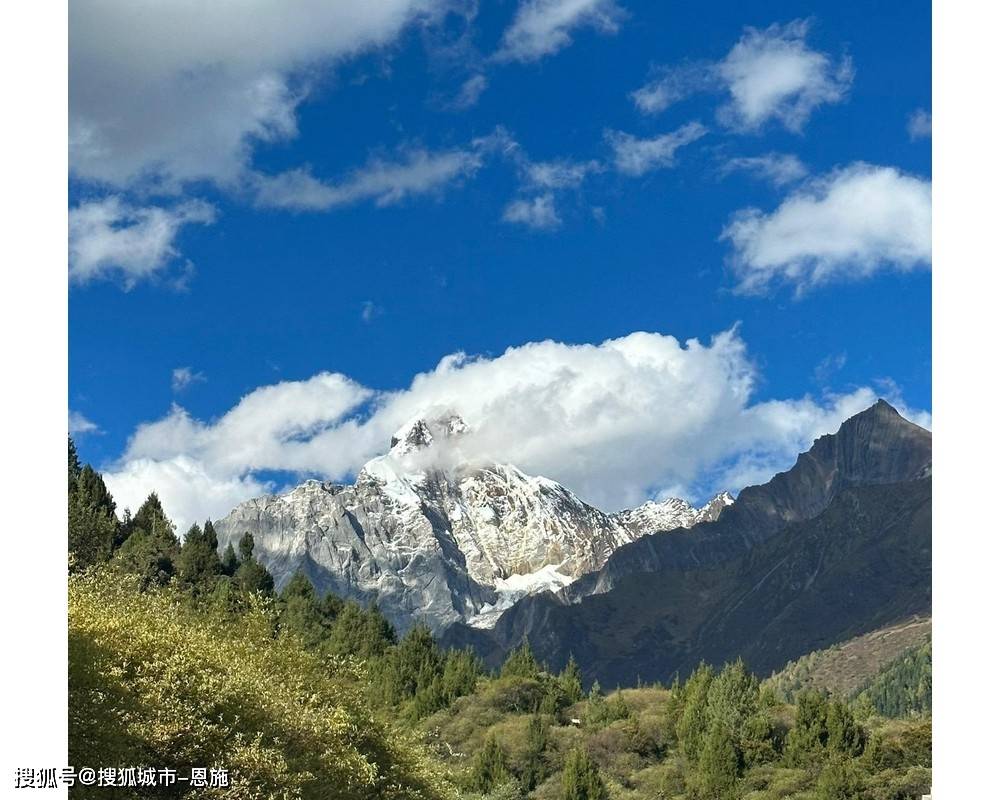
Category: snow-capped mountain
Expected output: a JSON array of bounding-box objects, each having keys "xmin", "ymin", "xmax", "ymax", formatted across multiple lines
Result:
[
  {"xmin": 214, "ymin": 413, "xmax": 731, "ymax": 633},
  {"xmin": 613, "ymin": 493, "xmax": 734, "ymax": 537}
]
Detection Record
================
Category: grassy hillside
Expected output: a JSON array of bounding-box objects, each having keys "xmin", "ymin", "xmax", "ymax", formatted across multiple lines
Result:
[
  {"xmin": 69, "ymin": 570, "xmax": 455, "ymax": 800},
  {"xmin": 767, "ymin": 617, "xmax": 931, "ymax": 702}
]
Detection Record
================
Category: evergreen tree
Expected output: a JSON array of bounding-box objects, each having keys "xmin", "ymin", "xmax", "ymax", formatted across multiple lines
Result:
[
  {"xmin": 501, "ymin": 640, "xmax": 541, "ymax": 679},
  {"xmin": 470, "ymin": 734, "xmax": 511, "ymax": 794},
  {"xmin": 68, "ymin": 437, "xmax": 81, "ymax": 490},
  {"xmin": 702, "ymin": 659, "xmax": 774, "ymax": 769},
  {"xmin": 381, "ymin": 624, "xmax": 445, "ymax": 706},
  {"xmin": 441, "ymin": 648, "xmax": 482, "ymax": 702},
  {"xmin": 558, "ymin": 655, "xmax": 585, "ymax": 703},
  {"xmin": 696, "ymin": 720, "xmax": 740, "ymax": 800},
  {"xmin": 585, "ymin": 681, "xmax": 609, "ymax": 727},
  {"xmin": 220, "ymin": 543, "xmax": 239, "ymax": 577},
  {"xmin": 68, "ymin": 465, "xmax": 118, "ymax": 569},
  {"xmin": 238, "ymin": 531, "xmax": 255, "ymax": 562},
  {"xmin": 561, "ymin": 747, "xmax": 608, "ymax": 800},
  {"xmin": 785, "ymin": 689, "xmax": 865, "ymax": 765},
  {"xmin": 815, "ymin": 756, "xmax": 866, "ymax": 800},
  {"xmin": 233, "ymin": 532, "xmax": 274, "ymax": 595},
  {"xmin": 608, "ymin": 689, "xmax": 630, "ymax": 721},
  {"xmin": 176, "ymin": 523, "xmax": 223, "ymax": 599},
  {"xmin": 855, "ymin": 642, "xmax": 932, "ymax": 717},
  {"xmin": 326, "ymin": 601, "xmax": 396, "ymax": 660},
  {"xmin": 520, "ymin": 714, "xmax": 549, "ymax": 793},
  {"xmin": 277, "ymin": 572, "xmax": 327, "ymax": 649},
  {"xmin": 677, "ymin": 663, "xmax": 714, "ymax": 762},
  {"xmin": 112, "ymin": 493, "xmax": 179, "ymax": 588}
]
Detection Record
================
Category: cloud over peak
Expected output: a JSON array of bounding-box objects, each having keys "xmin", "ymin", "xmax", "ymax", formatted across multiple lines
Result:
[{"xmin": 101, "ymin": 328, "xmax": 928, "ymax": 531}]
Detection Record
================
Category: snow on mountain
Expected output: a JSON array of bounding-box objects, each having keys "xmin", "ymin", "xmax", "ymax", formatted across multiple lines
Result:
[
  {"xmin": 214, "ymin": 413, "xmax": 730, "ymax": 634},
  {"xmin": 613, "ymin": 492, "xmax": 734, "ymax": 537}
]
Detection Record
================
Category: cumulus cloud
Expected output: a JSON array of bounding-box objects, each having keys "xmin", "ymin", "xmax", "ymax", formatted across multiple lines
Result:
[
  {"xmin": 101, "ymin": 328, "xmax": 929, "ymax": 530},
  {"xmin": 632, "ymin": 20, "xmax": 852, "ymax": 133},
  {"xmin": 502, "ymin": 194, "xmax": 562, "ymax": 229},
  {"xmin": 172, "ymin": 367, "xmax": 207, "ymax": 393},
  {"xmin": 907, "ymin": 108, "xmax": 932, "ymax": 140},
  {"xmin": 721, "ymin": 152, "xmax": 808, "ymax": 186},
  {"xmin": 69, "ymin": 197, "xmax": 216, "ymax": 286},
  {"xmin": 495, "ymin": 0, "xmax": 626, "ymax": 63},
  {"xmin": 70, "ymin": 0, "xmax": 447, "ymax": 190},
  {"xmin": 605, "ymin": 122, "xmax": 707, "ymax": 176},
  {"xmin": 722, "ymin": 162, "xmax": 931, "ymax": 294},
  {"xmin": 69, "ymin": 411, "xmax": 101, "ymax": 436}
]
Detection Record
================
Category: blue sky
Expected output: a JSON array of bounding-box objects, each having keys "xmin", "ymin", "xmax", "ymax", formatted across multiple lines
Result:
[{"xmin": 68, "ymin": 0, "xmax": 930, "ymax": 528}]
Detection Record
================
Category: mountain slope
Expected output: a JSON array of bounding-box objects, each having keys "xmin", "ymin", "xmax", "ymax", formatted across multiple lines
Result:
[
  {"xmin": 442, "ymin": 401, "xmax": 931, "ymax": 686},
  {"xmin": 214, "ymin": 413, "xmax": 729, "ymax": 633}
]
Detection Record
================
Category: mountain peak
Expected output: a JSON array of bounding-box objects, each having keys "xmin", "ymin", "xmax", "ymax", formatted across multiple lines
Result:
[{"xmin": 389, "ymin": 411, "xmax": 469, "ymax": 455}]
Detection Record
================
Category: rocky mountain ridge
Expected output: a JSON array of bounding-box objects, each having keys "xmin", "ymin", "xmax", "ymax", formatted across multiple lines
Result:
[
  {"xmin": 441, "ymin": 400, "xmax": 932, "ymax": 685},
  {"xmin": 214, "ymin": 413, "xmax": 731, "ymax": 633}
]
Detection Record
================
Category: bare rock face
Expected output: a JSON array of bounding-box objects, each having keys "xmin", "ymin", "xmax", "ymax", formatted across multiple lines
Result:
[{"xmin": 214, "ymin": 413, "xmax": 715, "ymax": 634}]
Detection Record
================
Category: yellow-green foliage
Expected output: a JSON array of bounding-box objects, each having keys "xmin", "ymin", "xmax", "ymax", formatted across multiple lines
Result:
[{"xmin": 69, "ymin": 570, "xmax": 454, "ymax": 800}]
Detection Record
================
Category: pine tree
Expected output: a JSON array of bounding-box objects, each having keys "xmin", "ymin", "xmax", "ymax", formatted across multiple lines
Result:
[
  {"xmin": 677, "ymin": 663, "xmax": 714, "ymax": 762},
  {"xmin": 696, "ymin": 720, "xmax": 740, "ymax": 800},
  {"xmin": 68, "ymin": 437, "xmax": 81, "ymax": 490},
  {"xmin": 585, "ymin": 681, "xmax": 609, "ymax": 727},
  {"xmin": 501, "ymin": 640, "xmax": 541, "ymax": 679},
  {"xmin": 277, "ymin": 572, "xmax": 327, "ymax": 649},
  {"xmin": 233, "ymin": 532, "xmax": 274, "ymax": 595},
  {"xmin": 441, "ymin": 648, "xmax": 481, "ymax": 702},
  {"xmin": 220, "ymin": 543, "xmax": 239, "ymax": 577},
  {"xmin": 176, "ymin": 523, "xmax": 223, "ymax": 599},
  {"xmin": 68, "ymin": 465, "xmax": 119, "ymax": 569},
  {"xmin": 114, "ymin": 493, "xmax": 179, "ymax": 589},
  {"xmin": 470, "ymin": 734, "xmax": 511, "ymax": 794},
  {"xmin": 608, "ymin": 689, "xmax": 630, "ymax": 721},
  {"xmin": 520, "ymin": 714, "xmax": 549, "ymax": 793},
  {"xmin": 784, "ymin": 689, "xmax": 829, "ymax": 765},
  {"xmin": 326, "ymin": 601, "xmax": 395, "ymax": 660},
  {"xmin": 815, "ymin": 756, "xmax": 865, "ymax": 800},
  {"xmin": 558, "ymin": 655, "xmax": 584, "ymax": 703},
  {"xmin": 561, "ymin": 747, "xmax": 608, "ymax": 800}
]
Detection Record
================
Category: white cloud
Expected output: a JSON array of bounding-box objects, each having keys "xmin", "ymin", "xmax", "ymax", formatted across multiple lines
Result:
[
  {"xmin": 252, "ymin": 129, "xmax": 514, "ymax": 212},
  {"xmin": 496, "ymin": 0, "xmax": 626, "ymax": 63},
  {"xmin": 605, "ymin": 122, "xmax": 707, "ymax": 176},
  {"xmin": 632, "ymin": 20, "xmax": 852, "ymax": 133},
  {"xmin": 721, "ymin": 152, "xmax": 808, "ymax": 186},
  {"xmin": 716, "ymin": 20, "xmax": 852, "ymax": 132},
  {"xmin": 69, "ymin": 411, "xmax": 101, "ymax": 436},
  {"xmin": 630, "ymin": 62, "xmax": 715, "ymax": 115},
  {"xmin": 522, "ymin": 158, "xmax": 602, "ymax": 190},
  {"xmin": 502, "ymin": 194, "xmax": 562, "ymax": 229},
  {"xmin": 172, "ymin": 367, "xmax": 207, "ymax": 393},
  {"xmin": 101, "ymin": 328, "xmax": 929, "ymax": 530},
  {"xmin": 252, "ymin": 143, "xmax": 491, "ymax": 211},
  {"xmin": 69, "ymin": 197, "xmax": 216, "ymax": 286},
  {"xmin": 452, "ymin": 74, "xmax": 489, "ymax": 109},
  {"xmin": 70, "ymin": 0, "xmax": 447, "ymax": 190},
  {"xmin": 907, "ymin": 108, "xmax": 932, "ymax": 140},
  {"xmin": 722, "ymin": 163, "xmax": 931, "ymax": 294}
]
